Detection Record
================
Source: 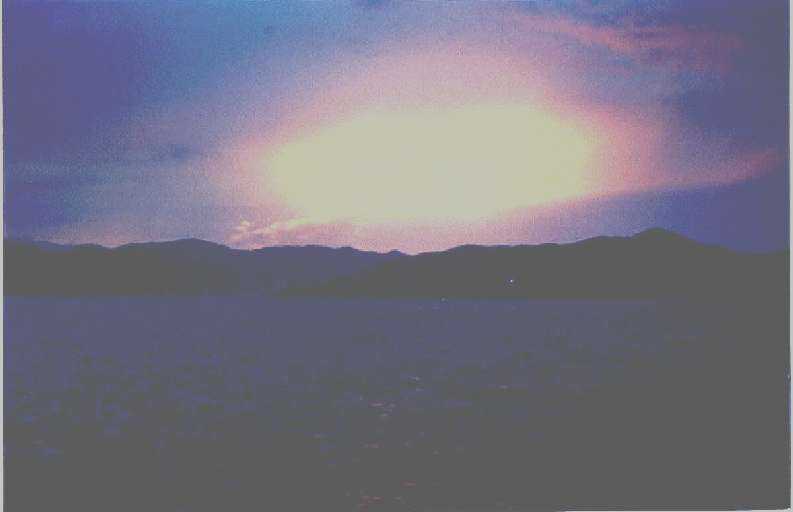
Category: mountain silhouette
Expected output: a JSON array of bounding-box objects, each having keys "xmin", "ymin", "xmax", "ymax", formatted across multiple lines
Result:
[
  {"xmin": 4, "ymin": 229, "xmax": 787, "ymax": 298},
  {"xmin": 4, "ymin": 238, "xmax": 403, "ymax": 296},
  {"xmin": 289, "ymin": 228, "xmax": 789, "ymax": 300}
]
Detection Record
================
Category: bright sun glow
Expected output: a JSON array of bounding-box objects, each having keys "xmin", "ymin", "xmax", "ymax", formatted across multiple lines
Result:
[{"xmin": 264, "ymin": 103, "xmax": 598, "ymax": 223}]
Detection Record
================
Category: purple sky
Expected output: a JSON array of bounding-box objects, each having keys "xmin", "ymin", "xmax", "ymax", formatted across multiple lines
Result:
[{"xmin": 4, "ymin": 0, "xmax": 789, "ymax": 253}]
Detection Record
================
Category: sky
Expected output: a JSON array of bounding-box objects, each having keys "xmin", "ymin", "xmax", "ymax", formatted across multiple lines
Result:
[{"xmin": 4, "ymin": 0, "xmax": 789, "ymax": 253}]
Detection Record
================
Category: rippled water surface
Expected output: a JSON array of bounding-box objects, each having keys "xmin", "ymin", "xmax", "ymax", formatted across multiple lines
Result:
[{"xmin": 5, "ymin": 296, "xmax": 789, "ymax": 510}]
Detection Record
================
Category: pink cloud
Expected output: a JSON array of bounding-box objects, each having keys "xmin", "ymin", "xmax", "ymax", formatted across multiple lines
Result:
[
  {"xmin": 518, "ymin": 14, "xmax": 743, "ymax": 74},
  {"xmin": 228, "ymin": 218, "xmax": 358, "ymax": 249}
]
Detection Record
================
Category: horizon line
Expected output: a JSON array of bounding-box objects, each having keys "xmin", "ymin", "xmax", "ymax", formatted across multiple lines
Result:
[{"xmin": 5, "ymin": 227, "xmax": 789, "ymax": 257}]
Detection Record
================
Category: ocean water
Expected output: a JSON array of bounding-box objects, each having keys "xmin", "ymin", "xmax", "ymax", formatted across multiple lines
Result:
[{"xmin": 4, "ymin": 296, "xmax": 789, "ymax": 510}]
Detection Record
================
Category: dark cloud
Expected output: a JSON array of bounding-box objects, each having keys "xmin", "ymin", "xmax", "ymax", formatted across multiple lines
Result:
[{"xmin": 3, "ymin": 2, "xmax": 273, "ymax": 163}]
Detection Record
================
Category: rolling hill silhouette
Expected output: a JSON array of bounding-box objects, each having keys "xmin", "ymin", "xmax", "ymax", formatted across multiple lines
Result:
[
  {"xmin": 4, "ymin": 228, "xmax": 788, "ymax": 298},
  {"xmin": 4, "ymin": 238, "xmax": 402, "ymax": 296},
  {"xmin": 290, "ymin": 228, "xmax": 788, "ymax": 299}
]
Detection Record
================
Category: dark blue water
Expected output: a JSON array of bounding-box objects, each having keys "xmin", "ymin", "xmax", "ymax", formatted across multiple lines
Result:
[{"xmin": 5, "ymin": 296, "xmax": 788, "ymax": 510}]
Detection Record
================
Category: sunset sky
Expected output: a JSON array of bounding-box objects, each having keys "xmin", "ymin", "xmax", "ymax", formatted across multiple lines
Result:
[{"xmin": 4, "ymin": 0, "xmax": 789, "ymax": 253}]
